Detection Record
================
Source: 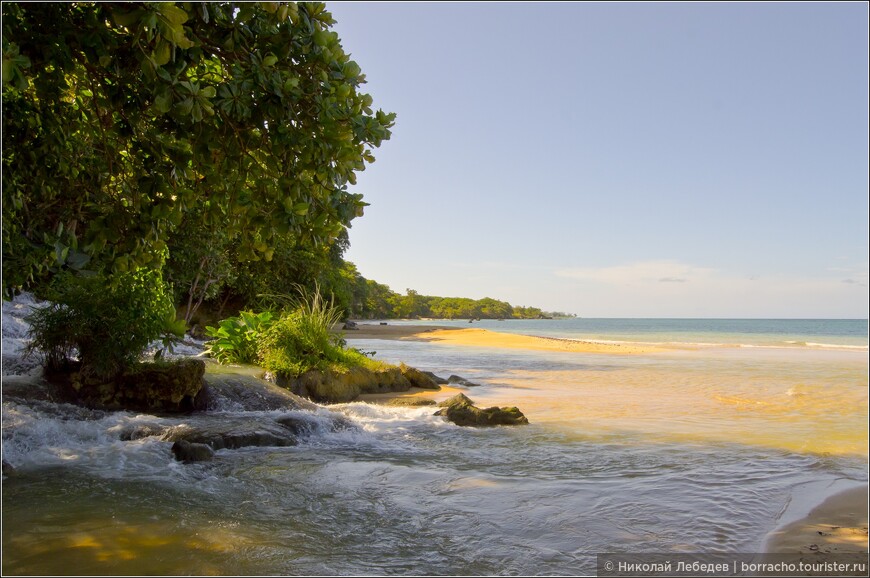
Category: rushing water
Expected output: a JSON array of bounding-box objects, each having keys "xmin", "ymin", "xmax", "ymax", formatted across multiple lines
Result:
[{"xmin": 2, "ymin": 313, "xmax": 868, "ymax": 575}]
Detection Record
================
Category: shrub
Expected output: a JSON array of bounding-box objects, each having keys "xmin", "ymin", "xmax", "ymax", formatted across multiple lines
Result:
[
  {"xmin": 26, "ymin": 269, "xmax": 185, "ymax": 378},
  {"xmin": 257, "ymin": 290, "xmax": 347, "ymax": 375},
  {"xmin": 205, "ymin": 285, "xmax": 388, "ymax": 377},
  {"xmin": 203, "ymin": 310, "xmax": 274, "ymax": 365}
]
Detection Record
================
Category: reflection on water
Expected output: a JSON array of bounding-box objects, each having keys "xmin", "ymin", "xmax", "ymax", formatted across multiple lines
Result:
[{"xmin": 3, "ymin": 340, "xmax": 868, "ymax": 575}]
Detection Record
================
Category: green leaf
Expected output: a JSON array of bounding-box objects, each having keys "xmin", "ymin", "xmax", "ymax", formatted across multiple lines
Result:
[
  {"xmin": 112, "ymin": 8, "xmax": 143, "ymax": 28},
  {"xmin": 153, "ymin": 41, "xmax": 171, "ymax": 66},
  {"xmin": 154, "ymin": 92, "xmax": 173, "ymax": 113},
  {"xmin": 263, "ymin": 54, "xmax": 278, "ymax": 68},
  {"xmin": 156, "ymin": 4, "xmax": 189, "ymax": 25},
  {"xmin": 175, "ymin": 98, "xmax": 194, "ymax": 116},
  {"xmin": 293, "ymin": 202, "xmax": 309, "ymax": 215}
]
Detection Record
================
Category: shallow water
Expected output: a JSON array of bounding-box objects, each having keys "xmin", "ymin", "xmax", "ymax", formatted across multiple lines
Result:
[{"xmin": 2, "ymin": 334, "xmax": 868, "ymax": 575}]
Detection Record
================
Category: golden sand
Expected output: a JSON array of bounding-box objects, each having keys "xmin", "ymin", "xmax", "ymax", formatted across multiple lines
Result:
[
  {"xmin": 413, "ymin": 327, "xmax": 667, "ymax": 354},
  {"xmin": 344, "ymin": 324, "xmax": 667, "ymax": 354}
]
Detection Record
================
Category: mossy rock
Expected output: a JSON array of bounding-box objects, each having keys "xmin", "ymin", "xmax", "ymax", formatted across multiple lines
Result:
[
  {"xmin": 64, "ymin": 359, "xmax": 206, "ymax": 413},
  {"xmin": 400, "ymin": 364, "xmax": 442, "ymax": 390},
  {"xmin": 435, "ymin": 393, "xmax": 529, "ymax": 427},
  {"xmin": 270, "ymin": 365, "xmax": 414, "ymax": 403}
]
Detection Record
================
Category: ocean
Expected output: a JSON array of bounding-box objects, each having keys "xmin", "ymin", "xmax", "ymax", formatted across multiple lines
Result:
[{"xmin": 2, "ymin": 313, "xmax": 867, "ymax": 575}]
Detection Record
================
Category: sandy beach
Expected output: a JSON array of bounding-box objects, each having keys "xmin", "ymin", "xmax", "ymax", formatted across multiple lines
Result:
[
  {"xmin": 765, "ymin": 486, "xmax": 869, "ymax": 556},
  {"xmin": 344, "ymin": 323, "xmax": 667, "ymax": 354}
]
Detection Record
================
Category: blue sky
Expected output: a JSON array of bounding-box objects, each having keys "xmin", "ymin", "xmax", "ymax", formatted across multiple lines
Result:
[{"xmin": 329, "ymin": 2, "xmax": 868, "ymax": 318}]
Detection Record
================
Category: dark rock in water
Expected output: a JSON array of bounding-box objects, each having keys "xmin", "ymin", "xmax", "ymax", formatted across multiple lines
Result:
[
  {"xmin": 171, "ymin": 440, "xmax": 214, "ymax": 463},
  {"xmin": 63, "ymin": 359, "xmax": 206, "ymax": 413},
  {"xmin": 435, "ymin": 393, "xmax": 528, "ymax": 427},
  {"xmin": 161, "ymin": 416, "xmax": 300, "ymax": 450},
  {"xmin": 274, "ymin": 413, "xmax": 355, "ymax": 435},
  {"xmin": 342, "ymin": 321, "xmax": 359, "ymax": 330},
  {"xmin": 386, "ymin": 397, "xmax": 437, "ymax": 407},
  {"xmin": 400, "ymin": 365, "xmax": 441, "ymax": 390},
  {"xmin": 2, "ymin": 460, "xmax": 15, "ymax": 476},
  {"xmin": 422, "ymin": 371, "xmax": 449, "ymax": 385},
  {"xmin": 447, "ymin": 375, "xmax": 481, "ymax": 387}
]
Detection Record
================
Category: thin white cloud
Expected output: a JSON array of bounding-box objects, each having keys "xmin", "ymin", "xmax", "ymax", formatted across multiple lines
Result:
[
  {"xmin": 552, "ymin": 260, "xmax": 869, "ymax": 317},
  {"xmin": 555, "ymin": 260, "xmax": 717, "ymax": 285}
]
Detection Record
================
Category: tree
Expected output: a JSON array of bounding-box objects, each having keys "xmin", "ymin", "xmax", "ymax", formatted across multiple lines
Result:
[{"xmin": 2, "ymin": 2, "xmax": 395, "ymax": 297}]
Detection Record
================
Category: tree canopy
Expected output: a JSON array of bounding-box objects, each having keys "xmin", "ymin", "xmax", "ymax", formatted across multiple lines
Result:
[{"xmin": 2, "ymin": 1, "xmax": 395, "ymax": 298}]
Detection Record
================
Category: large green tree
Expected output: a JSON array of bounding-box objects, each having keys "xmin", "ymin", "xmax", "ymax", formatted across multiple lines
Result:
[{"xmin": 2, "ymin": 1, "xmax": 395, "ymax": 297}]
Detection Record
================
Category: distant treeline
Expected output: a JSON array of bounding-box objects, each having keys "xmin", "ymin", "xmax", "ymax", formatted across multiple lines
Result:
[{"xmin": 335, "ymin": 263, "xmax": 573, "ymax": 320}]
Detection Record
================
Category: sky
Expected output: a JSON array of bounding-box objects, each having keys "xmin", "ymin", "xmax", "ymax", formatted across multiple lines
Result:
[{"xmin": 328, "ymin": 2, "xmax": 869, "ymax": 318}]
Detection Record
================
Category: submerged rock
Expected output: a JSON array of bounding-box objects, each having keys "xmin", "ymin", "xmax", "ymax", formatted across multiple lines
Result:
[
  {"xmin": 171, "ymin": 440, "xmax": 214, "ymax": 463},
  {"xmin": 435, "ymin": 393, "xmax": 529, "ymax": 427},
  {"xmin": 447, "ymin": 375, "xmax": 481, "ymax": 387}
]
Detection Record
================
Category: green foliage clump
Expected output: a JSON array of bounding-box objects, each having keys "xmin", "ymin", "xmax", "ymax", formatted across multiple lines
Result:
[
  {"xmin": 205, "ymin": 286, "xmax": 384, "ymax": 376},
  {"xmin": 25, "ymin": 269, "xmax": 185, "ymax": 378},
  {"xmin": 203, "ymin": 311, "xmax": 274, "ymax": 365},
  {"xmin": 257, "ymin": 309, "xmax": 344, "ymax": 376}
]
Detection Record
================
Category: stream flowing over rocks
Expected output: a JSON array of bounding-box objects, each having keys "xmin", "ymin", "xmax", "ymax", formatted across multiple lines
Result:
[{"xmin": 2, "ymin": 293, "xmax": 524, "ymax": 476}]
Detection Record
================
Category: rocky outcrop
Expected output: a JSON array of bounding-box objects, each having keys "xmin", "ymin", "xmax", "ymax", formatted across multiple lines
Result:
[
  {"xmin": 268, "ymin": 365, "xmax": 414, "ymax": 403},
  {"xmin": 422, "ymin": 371, "xmax": 449, "ymax": 385},
  {"xmin": 60, "ymin": 359, "xmax": 206, "ymax": 413},
  {"xmin": 266, "ymin": 363, "xmax": 447, "ymax": 403},
  {"xmin": 434, "ymin": 393, "xmax": 529, "ymax": 427},
  {"xmin": 400, "ymin": 364, "xmax": 442, "ymax": 390}
]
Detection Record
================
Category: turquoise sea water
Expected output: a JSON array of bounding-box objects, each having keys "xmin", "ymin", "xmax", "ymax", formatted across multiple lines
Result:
[{"xmin": 3, "ymin": 312, "xmax": 868, "ymax": 575}]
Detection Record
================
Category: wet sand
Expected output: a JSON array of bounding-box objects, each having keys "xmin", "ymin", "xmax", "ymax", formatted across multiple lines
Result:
[{"xmin": 765, "ymin": 486, "xmax": 869, "ymax": 556}]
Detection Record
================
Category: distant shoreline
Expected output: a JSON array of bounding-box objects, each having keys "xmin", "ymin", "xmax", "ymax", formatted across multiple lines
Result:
[{"xmin": 342, "ymin": 319, "xmax": 869, "ymax": 353}]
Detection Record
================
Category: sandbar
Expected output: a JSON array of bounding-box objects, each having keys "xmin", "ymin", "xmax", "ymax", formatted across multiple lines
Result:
[{"xmin": 344, "ymin": 323, "xmax": 666, "ymax": 355}]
